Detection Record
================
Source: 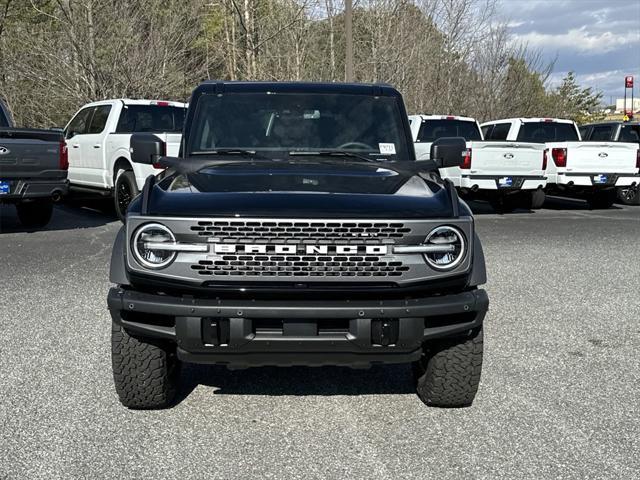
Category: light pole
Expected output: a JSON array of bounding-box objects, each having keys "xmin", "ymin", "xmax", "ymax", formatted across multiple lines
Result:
[{"xmin": 345, "ymin": 0, "xmax": 354, "ymax": 82}]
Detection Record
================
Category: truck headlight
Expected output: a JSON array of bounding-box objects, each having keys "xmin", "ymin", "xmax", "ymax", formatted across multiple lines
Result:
[
  {"xmin": 423, "ymin": 226, "xmax": 466, "ymax": 270},
  {"xmin": 132, "ymin": 223, "xmax": 177, "ymax": 269}
]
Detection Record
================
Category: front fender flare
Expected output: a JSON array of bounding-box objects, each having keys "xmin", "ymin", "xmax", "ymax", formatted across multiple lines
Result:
[
  {"xmin": 468, "ymin": 232, "xmax": 487, "ymax": 287},
  {"xmin": 109, "ymin": 226, "xmax": 130, "ymax": 286}
]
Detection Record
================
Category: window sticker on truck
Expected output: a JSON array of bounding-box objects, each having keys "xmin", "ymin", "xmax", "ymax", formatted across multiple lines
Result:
[
  {"xmin": 379, "ymin": 143, "xmax": 396, "ymax": 155},
  {"xmin": 0, "ymin": 180, "xmax": 10, "ymax": 194}
]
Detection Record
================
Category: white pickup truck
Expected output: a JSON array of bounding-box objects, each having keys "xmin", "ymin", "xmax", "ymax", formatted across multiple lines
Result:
[
  {"xmin": 64, "ymin": 99, "xmax": 187, "ymax": 220},
  {"xmin": 409, "ymin": 115, "xmax": 547, "ymax": 211},
  {"xmin": 481, "ymin": 118, "xmax": 640, "ymax": 209}
]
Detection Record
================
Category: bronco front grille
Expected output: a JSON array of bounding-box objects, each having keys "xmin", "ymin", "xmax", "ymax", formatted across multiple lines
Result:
[
  {"xmin": 189, "ymin": 221, "xmax": 412, "ymax": 244},
  {"xmin": 190, "ymin": 254, "xmax": 410, "ymax": 277}
]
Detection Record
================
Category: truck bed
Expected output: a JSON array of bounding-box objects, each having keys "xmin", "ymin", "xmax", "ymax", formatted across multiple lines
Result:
[
  {"xmin": 0, "ymin": 128, "xmax": 64, "ymax": 179},
  {"xmin": 546, "ymin": 141, "xmax": 638, "ymax": 174},
  {"xmin": 0, "ymin": 128, "xmax": 67, "ymax": 200}
]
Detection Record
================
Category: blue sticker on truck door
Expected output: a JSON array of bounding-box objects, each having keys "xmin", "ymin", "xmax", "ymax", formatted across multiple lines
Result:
[{"xmin": 0, "ymin": 181, "xmax": 10, "ymax": 195}]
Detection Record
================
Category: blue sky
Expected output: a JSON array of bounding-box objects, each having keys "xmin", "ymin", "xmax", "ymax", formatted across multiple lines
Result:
[{"xmin": 498, "ymin": 0, "xmax": 640, "ymax": 104}]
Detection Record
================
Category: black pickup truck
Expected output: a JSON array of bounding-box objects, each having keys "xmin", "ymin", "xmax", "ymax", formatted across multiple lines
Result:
[
  {"xmin": 0, "ymin": 100, "xmax": 68, "ymax": 227},
  {"xmin": 108, "ymin": 82, "xmax": 489, "ymax": 409}
]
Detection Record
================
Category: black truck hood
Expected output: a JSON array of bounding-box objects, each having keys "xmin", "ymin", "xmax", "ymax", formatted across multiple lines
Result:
[{"xmin": 133, "ymin": 160, "xmax": 454, "ymax": 219}]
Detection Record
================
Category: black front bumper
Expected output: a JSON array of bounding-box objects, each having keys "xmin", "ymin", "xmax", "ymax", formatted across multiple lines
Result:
[{"xmin": 108, "ymin": 288, "xmax": 488, "ymax": 368}]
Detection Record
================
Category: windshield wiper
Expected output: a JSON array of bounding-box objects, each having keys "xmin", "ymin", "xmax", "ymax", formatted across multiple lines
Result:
[
  {"xmin": 191, "ymin": 149, "xmax": 259, "ymax": 156},
  {"xmin": 288, "ymin": 150, "xmax": 384, "ymax": 163}
]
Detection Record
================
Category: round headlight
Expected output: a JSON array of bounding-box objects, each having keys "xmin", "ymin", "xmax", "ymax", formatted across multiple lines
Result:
[
  {"xmin": 423, "ymin": 226, "xmax": 466, "ymax": 270},
  {"xmin": 132, "ymin": 223, "xmax": 177, "ymax": 269}
]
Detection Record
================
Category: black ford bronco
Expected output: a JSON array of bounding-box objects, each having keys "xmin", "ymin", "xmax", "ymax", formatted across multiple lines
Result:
[{"xmin": 108, "ymin": 81, "xmax": 489, "ymax": 409}]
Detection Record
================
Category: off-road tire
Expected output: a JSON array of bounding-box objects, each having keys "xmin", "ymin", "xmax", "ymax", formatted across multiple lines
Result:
[
  {"xmin": 111, "ymin": 322, "xmax": 180, "ymax": 409},
  {"xmin": 616, "ymin": 185, "xmax": 640, "ymax": 206},
  {"xmin": 527, "ymin": 188, "xmax": 546, "ymax": 210},
  {"xmin": 15, "ymin": 199, "xmax": 53, "ymax": 228},
  {"xmin": 588, "ymin": 190, "xmax": 616, "ymax": 210},
  {"xmin": 489, "ymin": 195, "xmax": 517, "ymax": 213},
  {"xmin": 114, "ymin": 169, "xmax": 138, "ymax": 223},
  {"xmin": 413, "ymin": 327, "xmax": 483, "ymax": 408}
]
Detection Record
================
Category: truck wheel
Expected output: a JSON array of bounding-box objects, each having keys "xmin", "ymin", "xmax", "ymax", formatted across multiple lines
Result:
[
  {"xmin": 489, "ymin": 195, "xmax": 517, "ymax": 213},
  {"xmin": 114, "ymin": 170, "xmax": 138, "ymax": 222},
  {"xmin": 111, "ymin": 322, "xmax": 180, "ymax": 409},
  {"xmin": 588, "ymin": 190, "xmax": 616, "ymax": 209},
  {"xmin": 527, "ymin": 189, "xmax": 546, "ymax": 210},
  {"xmin": 412, "ymin": 327, "xmax": 483, "ymax": 408},
  {"xmin": 15, "ymin": 199, "xmax": 53, "ymax": 228},
  {"xmin": 616, "ymin": 185, "xmax": 640, "ymax": 206}
]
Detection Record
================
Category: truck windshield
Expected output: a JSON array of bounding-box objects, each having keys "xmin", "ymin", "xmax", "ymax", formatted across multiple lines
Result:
[
  {"xmin": 516, "ymin": 122, "xmax": 579, "ymax": 142},
  {"xmin": 417, "ymin": 120, "xmax": 481, "ymax": 142},
  {"xmin": 188, "ymin": 92, "xmax": 410, "ymax": 159}
]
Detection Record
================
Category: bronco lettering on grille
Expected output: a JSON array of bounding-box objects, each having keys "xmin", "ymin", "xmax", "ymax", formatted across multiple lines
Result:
[{"xmin": 212, "ymin": 244, "xmax": 389, "ymax": 255}]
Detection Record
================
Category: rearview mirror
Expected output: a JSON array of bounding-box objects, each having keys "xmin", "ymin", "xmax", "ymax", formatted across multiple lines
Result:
[
  {"xmin": 130, "ymin": 133, "xmax": 165, "ymax": 165},
  {"xmin": 430, "ymin": 137, "xmax": 467, "ymax": 169}
]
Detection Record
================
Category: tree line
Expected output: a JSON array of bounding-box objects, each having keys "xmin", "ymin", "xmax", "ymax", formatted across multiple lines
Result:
[{"xmin": 0, "ymin": 0, "xmax": 603, "ymax": 128}]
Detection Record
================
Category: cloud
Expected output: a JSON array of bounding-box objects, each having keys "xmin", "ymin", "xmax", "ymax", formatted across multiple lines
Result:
[
  {"xmin": 498, "ymin": 0, "xmax": 640, "ymax": 98},
  {"xmin": 513, "ymin": 26, "xmax": 640, "ymax": 54}
]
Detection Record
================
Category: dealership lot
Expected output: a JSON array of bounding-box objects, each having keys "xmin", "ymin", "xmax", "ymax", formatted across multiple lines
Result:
[{"xmin": 0, "ymin": 199, "xmax": 638, "ymax": 480}]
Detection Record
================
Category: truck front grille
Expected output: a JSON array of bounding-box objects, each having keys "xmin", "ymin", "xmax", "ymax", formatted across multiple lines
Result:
[
  {"xmin": 190, "ymin": 254, "xmax": 410, "ymax": 277},
  {"xmin": 189, "ymin": 221, "xmax": 412, "ymax": 244}
]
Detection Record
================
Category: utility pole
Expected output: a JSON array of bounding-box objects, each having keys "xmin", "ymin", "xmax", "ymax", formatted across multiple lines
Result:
[{"xmin": 345, "ymin": 0, "xmax": 354, "ymax": 82}]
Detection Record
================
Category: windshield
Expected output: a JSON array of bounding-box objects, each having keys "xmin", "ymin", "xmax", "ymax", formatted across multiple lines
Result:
[
  {"xmin": 417, "ymin": 120, "xmax": 481, "ymax": 142},
  {"xmin": 188, "ymin": 92, "xmax": 410, "ymax": 159},
  {"xmin": 516, "ymin": 122, "xmax": 579, "ymax": 142}
]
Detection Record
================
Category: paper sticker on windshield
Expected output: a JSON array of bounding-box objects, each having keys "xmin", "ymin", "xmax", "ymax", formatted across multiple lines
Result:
[{"xmin": 379, "ymin": 143, "xmax": 396, "ymax": 155}]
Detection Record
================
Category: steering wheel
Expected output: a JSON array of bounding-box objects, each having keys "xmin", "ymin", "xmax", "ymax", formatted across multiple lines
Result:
[{"xmin": 337, "ymin": 142, "xmax": 374, "ymax": 150}]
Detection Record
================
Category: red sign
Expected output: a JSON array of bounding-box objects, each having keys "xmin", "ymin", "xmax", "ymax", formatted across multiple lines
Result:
[{"xmin": 625, "ymin": 75, "xmax": 634, "ymax": 88}]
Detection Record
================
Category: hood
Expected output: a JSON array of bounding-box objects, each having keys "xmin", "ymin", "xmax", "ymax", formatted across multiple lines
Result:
[{"xmin": 133, "ymin": 160, "xmax": 454, "ymax": 219}]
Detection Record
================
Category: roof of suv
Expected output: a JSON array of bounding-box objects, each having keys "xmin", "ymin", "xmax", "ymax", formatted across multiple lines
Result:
[{"xmin": 194, "ymin": 81, "xmax": 401, "ymax": 97}]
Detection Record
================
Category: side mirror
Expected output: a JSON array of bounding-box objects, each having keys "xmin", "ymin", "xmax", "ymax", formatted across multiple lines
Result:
[
  {"xmin": 130, "ymin": 133, "xmax": 165, "ymax": 164},
  {"xmin": 430, "ymin": 137, "xmax": 467, "ymax": 168}
]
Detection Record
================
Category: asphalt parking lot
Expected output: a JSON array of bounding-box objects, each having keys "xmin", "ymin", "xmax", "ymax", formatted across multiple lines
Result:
[{"xmin": 0, "ymin": 198, "xmax": 638, "ymax": 480}]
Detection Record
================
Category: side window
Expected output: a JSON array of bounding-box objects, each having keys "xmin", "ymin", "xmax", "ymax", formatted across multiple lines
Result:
[
  {"xmin": 619, "ymin": 125, "xmax": 640, "ymax": 143},
  {"xmin": 589, "ymin": 125, "xmax": 613, "ymax": 141},
  {"xmin": 65, "ymin": 107, "xmax": 94, "ymax": 139},
  {"xmin": 481, "ymin": 125, "xmax": 493, "ymax": 139},
  {"xmin": 87, "ymin": 105, "xmax": 112, "ymax": 134},
  {"xmin": 489, "ymin": 123, "xmax": 510, "ymax": 140}
]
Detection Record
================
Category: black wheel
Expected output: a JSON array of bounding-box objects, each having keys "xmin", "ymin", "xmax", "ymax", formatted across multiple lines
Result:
[
  {"xmin": 489, "ymin": 195, "xmax": 517, "ymax": 213},
  {"xmin": 114, "ymin": 170, "xmax": 138, "ymax": 222},
  {"xmin": 413, "ymin": 327, "xmax": 483, "ymax": 408},
  {"xmin": 616, "ymin": 185, "xmax": 640, "ymax": 206},
  {"xmin": 15, "ymin": 199, "xmax": 53, "ymax": 228},
  {"xmin": 111, "ymin": 322, "xmax": 180, "ymax": 409},
  {"xmin": 527, "ymin": 189, "xmax": 546, "ymax": 209},
  {"xmin": 588, "ymin": 190, "xmax": 616, "ymax": 209}
]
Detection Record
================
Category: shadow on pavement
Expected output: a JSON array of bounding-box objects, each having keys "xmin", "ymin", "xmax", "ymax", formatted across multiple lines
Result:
[
  {"xmin": 0, "ymin": 198, "xmax": 117, "ymax": 234},
  {"xmin": 176, "ymin": 363, "xmax": 415, "ymax": 402},
  {"xmin": 467, "ymin": 196, "xmax": 623, "ymax": 215}
]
